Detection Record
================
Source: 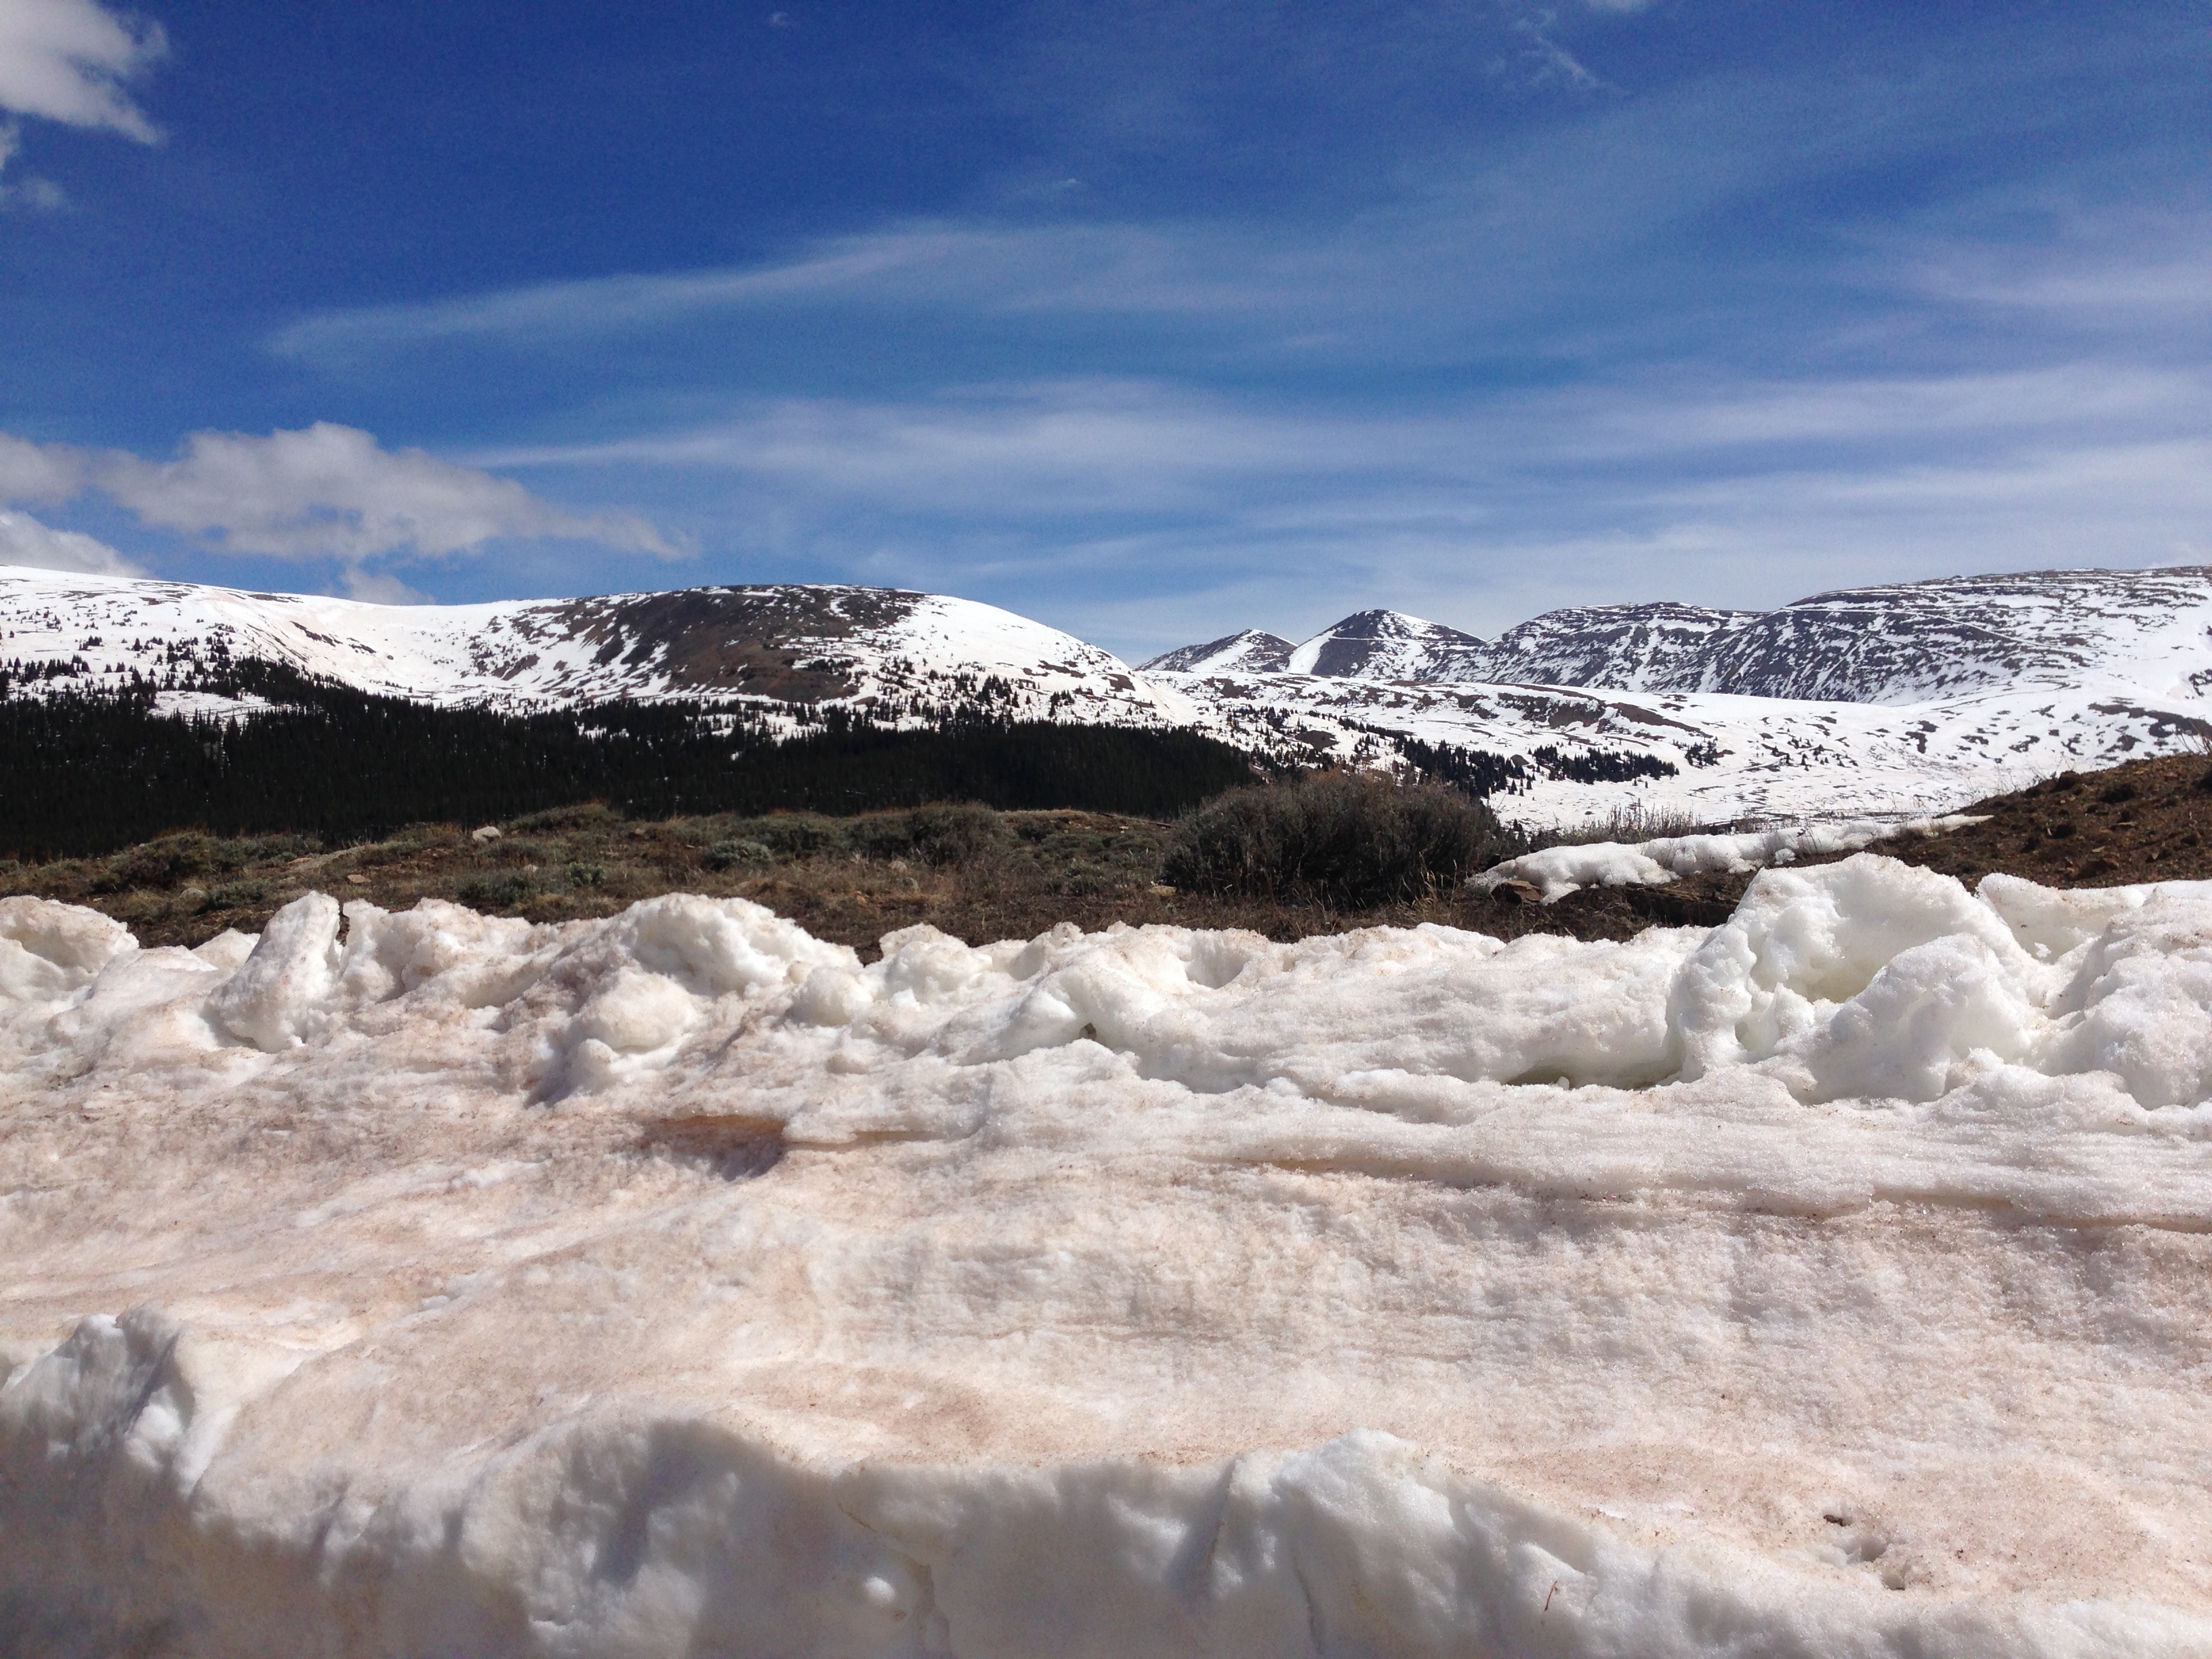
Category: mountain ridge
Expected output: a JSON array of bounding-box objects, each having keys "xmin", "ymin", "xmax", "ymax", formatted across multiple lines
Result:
[
  {"xmin": 10, "ymin": 562, "xmax": 2212, "ymax": 828},
  {"xmin": 1162, "ymin": 566, "xmax": 2212, "ymax": 705},
  {"xmin": 0, "ymin": 568, "xmax": 1200, "ymax": 735}
]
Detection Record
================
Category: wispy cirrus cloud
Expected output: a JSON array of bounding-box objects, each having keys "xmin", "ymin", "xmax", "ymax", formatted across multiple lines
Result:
[
  {"xmin": 241, "ymin": 5, "xmax": 2212, "ymax": 649},
  {"xmin": 466, "ymin": 362, "xmax": 2212, "ymax": 652},
  {"xmin": 270, "ymin": 55, "xmax": 1889, "ymax": 375}
]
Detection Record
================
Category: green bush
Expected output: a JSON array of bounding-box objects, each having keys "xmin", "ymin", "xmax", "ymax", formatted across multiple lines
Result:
[
  {"xmin": 456, "ymin": 873, "xmax": 537, "ymax": 914},
  {"xmin": 851, "ymin": 802, "xmax": 1006, "ymax": 867},
  {"xmin": 704, "ymin": 839, "xmax": 773, "ymax": 872},
  {"xmin": 197, "ymin": 879, "xmax": 270, "ymax": 913},
  {"xmin": 1161, "ymin": 772, "xmax": 1517, "ymax": 906},
  {"xmin": 730, "ymin": 815, "xmax": 843, "ymax": 859},
  {"xmin": 94, "ymin": 832, "xmax": 217, "ymax": 892},
  {"xmin": 909, "ymin": 802, "xmax": 1006, "ymax": 865}
]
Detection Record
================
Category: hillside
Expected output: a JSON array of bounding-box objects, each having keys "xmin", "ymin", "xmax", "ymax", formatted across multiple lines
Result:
[{"xmin": 0, "ymin": 567, "xmax": 1198, "ymax": 733}]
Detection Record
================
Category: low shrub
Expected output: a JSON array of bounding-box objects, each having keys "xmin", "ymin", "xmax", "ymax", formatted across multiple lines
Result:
[
  {"xmin": 732, "ymin": 815, "xmax": 843, "ymax": 859},
  {"xmin": 197, "ymin": 879, "xmax": 270, "ymax": 913},
  {"xmin": 1161, "ymin": 772, "xmax": 1517, "ymax": 906},
  {"xmin": 456, "ymin": 873, "xmax": 537, "ymax": 914},
  {"xmin": 1519, "ymin": 802, "xmax": 1708, "ymax": 851},
  {"xmin": 851, "ymin": 802, "xmax": 1005, "ymax": 866},
  {"xmin": 510, "ymin": 802, "xmax": 621, "ymax": 833},
  {"xmin": 704, "ymin": 839, "xmax": 773, "ymax": 871},
  {"xmin": 93, "ymin": 833, "xmax": 218, "ymax": 893}
]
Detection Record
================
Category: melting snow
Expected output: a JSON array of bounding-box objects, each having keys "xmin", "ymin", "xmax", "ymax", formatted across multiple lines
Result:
[
  {"xmin": 8, "ymin": 861, "xmax": 2212, "ymax": 1654},
  {"xmin": 1473, "ymin": 815, "xmax": 1989, "ymax": 901}
]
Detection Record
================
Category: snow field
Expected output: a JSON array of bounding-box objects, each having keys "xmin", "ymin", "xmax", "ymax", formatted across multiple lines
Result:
[
  {"xmin": 1472, "ymin": 815, "xmax": 1989, "ymax": 901},
  {"xmin": 7, "ymin": 858, "xmax": 2212, "ymax": 1654}
]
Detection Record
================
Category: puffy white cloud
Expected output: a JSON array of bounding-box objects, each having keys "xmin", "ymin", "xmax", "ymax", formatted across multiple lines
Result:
[
  {"xmin": 0, "ymin": 0, "xmax": 164, "ymax": 141},
  {"xmin": 87, "ymin": 422, "xmax": 687, "ymax": 562},
  {"xmin": 0, "ymin": 508, "xmax": 139, "ymax": 575},
  {"xmin": 0, "ymin": 422, "xmax": 686, "ymax": 573},
  {"xmin": 0, "ymin": 430, "xmax": 82, "ymax": 501},
  {"xmin": 337, "ymin": 566, "xmax": 434, "ymax": 606}
]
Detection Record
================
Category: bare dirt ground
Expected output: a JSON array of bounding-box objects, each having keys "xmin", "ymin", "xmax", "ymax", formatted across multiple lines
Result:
[{"xmin": 9, "ymin": 756, "xmax": 2211, "ymax": 955}]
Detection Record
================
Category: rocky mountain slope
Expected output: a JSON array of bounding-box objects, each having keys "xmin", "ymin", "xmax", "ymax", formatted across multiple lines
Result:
[{"xmin": 1471, "ymin": 602, "xmax": 1757, "ymax": 691}]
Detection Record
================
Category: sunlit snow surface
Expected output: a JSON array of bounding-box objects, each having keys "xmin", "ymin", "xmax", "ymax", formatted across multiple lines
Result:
[
  {"xmin": 8, "ymin": 858, "xmax": 2212, "ymax": 1656},
  {"xmin": 1472, "ymin": 816, "xmax": 1988, "ymax": 901}
]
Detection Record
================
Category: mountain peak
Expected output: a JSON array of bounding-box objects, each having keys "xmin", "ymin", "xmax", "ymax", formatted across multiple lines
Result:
[
  {"xmin": 1139, "ymin": 629, "xmax": 1294, "ymax": 674},
  {"xmin": 1284, "ymin": 610, "xmax": 1488, "ymax": 679}
]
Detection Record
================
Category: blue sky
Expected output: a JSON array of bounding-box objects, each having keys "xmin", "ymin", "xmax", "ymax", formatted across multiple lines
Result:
[{"xmin": 1, "ymin": 1, "xmax": 2207, "ymax": 657}]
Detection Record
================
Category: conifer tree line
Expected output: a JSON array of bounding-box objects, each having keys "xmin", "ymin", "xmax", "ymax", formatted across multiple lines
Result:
[{"xmin": 0, "ymin": 659, "xmax": 1264, "ymax": 859}]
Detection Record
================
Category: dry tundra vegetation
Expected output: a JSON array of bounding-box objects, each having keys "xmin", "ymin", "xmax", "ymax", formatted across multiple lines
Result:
[{"xmin": 9, "ymin": 758, "xmax": 2212, "ymax": 957}]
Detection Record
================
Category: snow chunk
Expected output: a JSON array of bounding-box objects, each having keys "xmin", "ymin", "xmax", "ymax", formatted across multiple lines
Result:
[
  {"xmin": 205, "ymin": 891, "xmax": 346, "ymax": 1051},
  {"xmin": 0, "ymin": 895, "xmax": 133, "ymax": 1004}
]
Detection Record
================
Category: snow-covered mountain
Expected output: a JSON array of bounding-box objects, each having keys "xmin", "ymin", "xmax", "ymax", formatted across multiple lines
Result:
[
  {"xmin": 1139, "ymin": 628, "xmax": 1294, "ymax": 674},
  {"xmin": 12, "ymin": 563, "xmax": 2212, "ymax": 828},
  {"xmin": 1147, "ymin": 664, "xmax": 2210, "ymax": 827},
  {"xmin": 1166, "ymin": 567, "xmax": 2212, "ymax": 703},
  {"xmin": 1675, "ymin": 569, "xmax": 2212, "ymax": 703},
  {"xmin": 0, "ymin": 567, "xmax": 1200, "ymax": 733},
  {"xmin": 1471, "ymin": 602, "xmax": 1759, "ymax": 691},
  {"xmin": 1141, "ymin": 567, "xmax": 2212, "ymax": 824},
  {"xmin": 1279, "ymin": 609, "xmax": 1488, "ymax": 680}
]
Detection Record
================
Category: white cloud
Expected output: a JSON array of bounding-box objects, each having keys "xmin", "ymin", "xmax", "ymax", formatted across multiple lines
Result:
[
  {"xmin": 480, "ymin": 365, "xmax": 2212, "ymax": 521},
  {"xmin": 339, "ymin": 567, "xmax": 434, "ymax": 606},
  {"xmin": 1904, "ymin": 213, "xmax": 2212, "ymax": 325},
  {"xmin": 1504, "ymin": 13, "xmax": 1612, "ymax": 93},
  {"xmin": 477, "ymin": 382, "xmax": 1421, "ymax": 516},
  {"xmin": 89, "ymin": 422, "xmax": 687, "ymax": 562},
  {"xmin": 0, "ymin": 0, "xmax": 165, "ymax": 141},
  {"xmin": 0, "ymin": 430, "xmax": 83, "ymax": 501},
  {"xmin": 0, "ymin": 422, "xmax": 687, "ymax": 574},
  {"xmin": 0, "ymin": 508, "xmax": 140, "ymax": 575},
  {"xmin": 472, "ymin": 367, "xmax": 2212, "ymax": 657}
]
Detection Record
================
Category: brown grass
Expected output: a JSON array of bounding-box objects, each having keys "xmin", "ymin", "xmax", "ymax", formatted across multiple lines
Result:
[{"xmin": 8, "ymin": 754, "xmax": 2211, "ymax": 954}]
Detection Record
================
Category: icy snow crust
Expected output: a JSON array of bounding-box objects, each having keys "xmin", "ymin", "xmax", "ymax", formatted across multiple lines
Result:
[{"xmin": 8, "ymin": 860, "xmax": 2212, "ymax": 1655}]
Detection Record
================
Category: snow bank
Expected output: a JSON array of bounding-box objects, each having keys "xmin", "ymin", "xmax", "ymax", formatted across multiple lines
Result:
[
  {"xmin": 1472, "ymin": 814, "xmax": 1988, "ymax": 901},
  {"xmin": 7, "ymin": 859, "xmax": 2212, "ymax": 1656}
]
